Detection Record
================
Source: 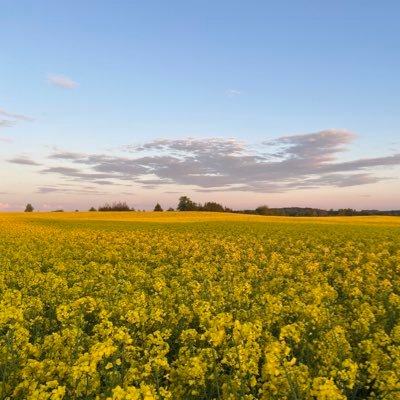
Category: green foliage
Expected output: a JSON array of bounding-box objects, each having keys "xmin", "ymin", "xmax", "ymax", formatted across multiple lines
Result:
[
  {"xmin": 98, "ymin": 202, "xmax": 133, "ymax": 211},
  {"xmin": 153, "ymin": 203, "xmax": 163, "ymax": 212},
  {"xmin": 255, "ymin": 205, "xmax": 269, "ymax": 215},
  {"xmin": 24, "ymin": 203, "xmax": 34, "ymax": 212},
  {"xmin": 201, "ymin": 201, "xmax": 225, "ymax": 212},
  {"xmin": 177, "ymin": 196, "xmax": 199, "ymax": 211},
  {"xmin": 177, "ymin": 197, "xmax": 232, "ymax": 212}
]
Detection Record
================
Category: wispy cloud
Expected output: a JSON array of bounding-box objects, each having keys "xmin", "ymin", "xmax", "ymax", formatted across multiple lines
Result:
[
  {"xmin": 8, "ymin": 156, "xmax": 42, "ymax": 166},
  {"xmin": 18, "ymin": 129, "xmax": 397, "ymax": 193},
  {"xmin": 0, "ymin": 108, "xmax": 34, "ymax": 129},
  {"xmin": 0, "ymin": 136, "xmax": 13, "ymax": 143},
  {"xmin": 48, "ymin": 74, "xmax": 79, "ymax": 89},
  {"xmin": 36, "ymin": 186, "xmax": 108, "ymax": 195},
  {"xmin": 41, "ymin": 166, "xmax": 121, "ymax": 180},
  {"xmin": 0, "ymin": 108, "xmax": 34, "ymax": 122},
  {"xmin": 0, "ymin": 120, "xmax": 16, "ymax": 128},
  {"xmin": 225, "ymin": 89, "xmax": 241, "ymax": 97}
]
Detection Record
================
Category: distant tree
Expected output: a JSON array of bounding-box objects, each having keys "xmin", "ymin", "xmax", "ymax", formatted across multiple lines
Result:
[
  {"xmin": 167, "ymin": 207, "xmax": 175, "ymax": 211},
  {"xmin": 24, "ymin": 203, "xmax": 34, "ymax": 212},
  {"xmin": 337, "ymin": 208, "xmax": 356, "ymax": 216},
  {"xmin": 52, "ymin": 209, "xmax": 64, "ymax": 212},
  {"xmin": 98, "ymin": 201, "xmax": 131, "ymax": 211},
  {"xmin": 177, "ymin": 196, "xmax": 198, "ymax": 211},
  {"xmin": 89, "ymin": 207, "xmax": 97, "ymax": 212},
  {"xmin": 75, "ymin": 209, "xmax": 79, "ymax": 212},
  {"xmin": 202, "ymin": 201, "xmax": 225, "ymax": 212},
  {"xmin": 255, "ymin": 205, "xmax": 269, "ymax": 215},
  {"xmin": 154, "ymin": 203, "xmax": 163, "ymax": 212}
]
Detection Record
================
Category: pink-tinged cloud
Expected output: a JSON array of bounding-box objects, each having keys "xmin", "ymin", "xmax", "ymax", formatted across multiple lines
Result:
[
  {"xmin": 0, "ymin": 108, "xmax": 33, "ymax": 121},
  {"xmin": 48, "ymin": 74, "xmax": 79, "ymax": 89},
  {"xmin": 0, "ymin": 108, "xmax": 33, "ymax": 131},
  {"xmin": 8, "ymin": 129, "xmax": 399, "ymax": 195}
]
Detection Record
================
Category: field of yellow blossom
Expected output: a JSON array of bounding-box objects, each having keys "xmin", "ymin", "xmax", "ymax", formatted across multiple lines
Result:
[{"xmin": 1, "ymin": 212, "xmax": 400, "ymax": 399}]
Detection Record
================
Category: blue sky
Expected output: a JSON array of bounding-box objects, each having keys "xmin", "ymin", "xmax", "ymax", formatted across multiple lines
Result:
[{"xmin": 1, "ymin": 0, "xmax": 399, "ymax": 211}]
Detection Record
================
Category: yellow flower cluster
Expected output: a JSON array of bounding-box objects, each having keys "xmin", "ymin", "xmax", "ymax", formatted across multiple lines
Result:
[{"xmin": 1, "ymin": 212, "xmax": 400, "ymax": 399}]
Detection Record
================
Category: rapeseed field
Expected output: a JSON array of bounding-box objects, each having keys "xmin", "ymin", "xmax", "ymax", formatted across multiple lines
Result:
[{"xmin": 1, "ymin": 212, "xmax": 399, "ymax": 399}]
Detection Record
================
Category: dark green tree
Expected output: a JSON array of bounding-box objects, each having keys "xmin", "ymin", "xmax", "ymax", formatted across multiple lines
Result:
[
  {"xmin": 337, "ymin": 208, "xmax": 356, "ymax": 216},
  {"xmin": 154, "ymin": 203, "xmax": 163, "ymax": 212},
  {"xmin": 98, "ymin": 202, "xmax": 131, "ymax": 211},
  {"xmin": 24, "ymin": 203, "xmax": 34, "ymax": 212},
  {"xmin": 255, "ymin": 205, "xmax": 269, "ymax": 215},
  {"xmin": 202, "ymin": 201, "xmax": 225, "ymax": 212},
  {"xmin": 177, "ymin": 196, "xmax": 198, "ymax": 211}
]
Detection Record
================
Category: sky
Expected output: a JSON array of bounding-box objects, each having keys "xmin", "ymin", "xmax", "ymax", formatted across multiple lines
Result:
[{"xmin": 1, "ymin": 0, "xmax": 400, "ymax": 211}]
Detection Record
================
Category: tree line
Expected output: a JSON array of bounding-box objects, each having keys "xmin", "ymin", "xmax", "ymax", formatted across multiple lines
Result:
[
  {"xmin": 241, "ymin": 206, "xmax": 400, "ymax": 217},
  {"xmin": 24, "ymin": 197, "xmax": 400, "ymax": 216},
  {"xmin": 86, "ymin": 197, "xmax": 400, "ymax": 216}
]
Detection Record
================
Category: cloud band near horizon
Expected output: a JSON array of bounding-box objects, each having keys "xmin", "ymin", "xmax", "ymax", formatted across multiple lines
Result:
[{"xmin": 7, "ymin": 129, "xmax": 400, "ymax": 194}]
